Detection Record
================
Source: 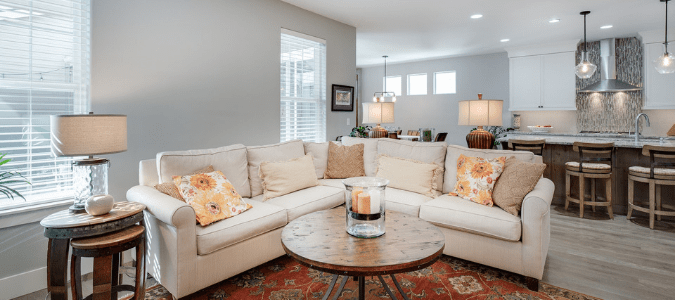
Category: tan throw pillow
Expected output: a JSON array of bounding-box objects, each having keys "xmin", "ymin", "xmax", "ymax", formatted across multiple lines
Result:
[
  {"xmin": 259, "ymin": 154, "xmax": 320, "ymax": 200},
  {"xmin": 154, "ymin": 165, "xmax": 215, "ymax": 202},
  {"xmin": 492, "ymin": 156, "xmax": 546, "ymax": 216},
  {"xmin": 324, "ymin": 143, "xmax": 366, "ymax": 179},
  {"xmin": 375, "ymin": 154, "xmax": 442, "ymax": 198}
]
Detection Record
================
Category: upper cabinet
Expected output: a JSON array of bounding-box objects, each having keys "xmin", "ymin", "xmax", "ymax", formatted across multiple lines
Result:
[
  {"xmin": 639, "ymin": 30, "xmax": 675, "ymax": 110},
  {"xmin": 507, "ymin": 40, "xmax": 579, "ymax": 111}
]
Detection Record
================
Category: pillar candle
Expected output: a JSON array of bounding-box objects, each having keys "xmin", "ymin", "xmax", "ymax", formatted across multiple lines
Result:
[
  {"xmin": 358, "ymin": 193, "xmax": 371, "ymax": 214},
  {"xmin": 351, "ymin": 188, "xmax": 363, "ymax": 213},
  {"xmin": 368, "ymin": 190, "xmax": 381, "ymax": 214}
]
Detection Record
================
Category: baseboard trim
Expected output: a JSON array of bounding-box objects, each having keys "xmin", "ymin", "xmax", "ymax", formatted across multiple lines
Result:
[{"xmin": 0, "ymin": 267, "xmax": 47, "ymax": 299}]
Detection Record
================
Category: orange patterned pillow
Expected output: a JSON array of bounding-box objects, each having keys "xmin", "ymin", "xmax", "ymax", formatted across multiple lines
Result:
[
  {"xmin": 173, "ymin": 171, "xmax": 252, "ymax": 226},
  {"xmin": 450, "ymin": 154, "xmax": 506, "ymax": 206}
]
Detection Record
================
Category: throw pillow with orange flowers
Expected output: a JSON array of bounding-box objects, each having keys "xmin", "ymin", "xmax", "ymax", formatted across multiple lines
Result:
[
  {"xmin": 450, "ymin": 154, "xmax": 506, "ymax": 206},
  {"xmin": 174, "ymin": 171, "xmax": 252, "ymax": 226}
]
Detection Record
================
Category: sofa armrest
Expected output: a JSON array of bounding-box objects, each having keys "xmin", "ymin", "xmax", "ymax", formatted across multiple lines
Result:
[
  {"xmin": 126, "ymin": 185, "xmax": 196, "ymax": 228},
  {"xmin": 519, "ymin": 178, "xmax": 554, "ymax": 280}
]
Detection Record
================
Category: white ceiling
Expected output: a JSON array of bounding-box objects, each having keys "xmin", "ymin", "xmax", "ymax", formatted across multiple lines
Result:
[{"xmin": 281, "ymin": 0, "xmax": 672, "ymax": 67}]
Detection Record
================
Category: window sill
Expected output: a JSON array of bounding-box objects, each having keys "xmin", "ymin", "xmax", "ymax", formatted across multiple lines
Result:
[{"xmin": 0, "ymin": 199, "xmax": 74, "ymax": 229}]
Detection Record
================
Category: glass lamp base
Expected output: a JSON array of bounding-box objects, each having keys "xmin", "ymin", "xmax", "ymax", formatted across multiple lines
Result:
[
  {"xmin": 72, "ymin": 158, "xmax": 109, "ymax": 214},
  {"xmin": 69, "ymin": 202, "xmax": 86, "ymax": 214}
]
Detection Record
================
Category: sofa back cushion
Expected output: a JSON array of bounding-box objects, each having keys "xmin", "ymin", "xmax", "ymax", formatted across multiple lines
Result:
[
  {"xmin": 259, "ymin": 154, "xmax": 319, "ymax": 201},
  {"xmin": 247, "ymin": 139, "xmax": 305, "ymax": 197},
  {"xmin": 156, "ymin": 144, "xmax": 251, "ymax": 197},
  {"xmin": 304, "ymin": 141, "xmax": 331, "ymax": 179},
  {"xmin": 377, "ymin": 139, "xmax": 447, "ymax": 191},
  {"xmin": 443, "ymin": 145, "xmax": 535, "ymax": 193},
  {"xmin": 340, "ymin": 137, "xmax": 379, "ymax": 176}
]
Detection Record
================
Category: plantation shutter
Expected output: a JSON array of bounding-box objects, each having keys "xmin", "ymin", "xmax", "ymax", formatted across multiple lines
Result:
[
  {"xmin": 280, "ymin": 28, "xmax": 326, "ymax": 143},
  {"xmin": 0, "ymin": 0, "xmax": 90, "ymax": 209}
]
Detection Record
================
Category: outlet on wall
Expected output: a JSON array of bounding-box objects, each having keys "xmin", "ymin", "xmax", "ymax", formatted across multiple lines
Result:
[{"xmin": 347, "ymin": 118, "xmax": 350, "ymax": 125}]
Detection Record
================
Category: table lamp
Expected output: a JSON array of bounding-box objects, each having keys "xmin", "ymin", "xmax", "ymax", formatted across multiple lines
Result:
[
  {"xmin": 458, "ymin": 94, "xmax": 503, "ymax": 149},
  {"xmin": 362, "ymin": 102, "xmax": 395, "ymax": 138},
  {"xmin": 50, "ymin": 113, "xmax": 127, "ymax": 213}
]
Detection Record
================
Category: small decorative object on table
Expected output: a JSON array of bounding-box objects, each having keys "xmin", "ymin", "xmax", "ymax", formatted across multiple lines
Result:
[
  {"xmin": 85, "ymin": 194, "xmax": 114, "ymax": 216},
  {"xmin": 419, "ymin": 128, "xmax": 435, "ymax": 142},
  {"xmin": 342, "ymin": 177, "xmax": 388, "ymax": 238},
  {"xmin": 512, "ymin": 114, "xmax": 521, "ymax": 130},
  {"xmin": 331, "ymin": 84, "xmax": 354, "ymax": 111},
  {"xmin": 349, "ymin": 125, "xmax": 371, "ymax": 138}
]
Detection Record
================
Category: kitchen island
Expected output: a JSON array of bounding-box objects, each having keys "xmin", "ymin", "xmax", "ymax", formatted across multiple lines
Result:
[{"xmin": 498, "ymin": 132, "xmax": 675, "ymax": 216}]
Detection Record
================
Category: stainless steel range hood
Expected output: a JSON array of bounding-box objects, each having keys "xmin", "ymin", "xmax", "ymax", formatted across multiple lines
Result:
[{"xmin": 579, "ymin": 38, "xmax": 642, "ymax": 93}]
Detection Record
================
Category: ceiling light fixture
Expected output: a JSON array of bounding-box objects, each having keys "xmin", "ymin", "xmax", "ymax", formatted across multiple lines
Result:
[
  {"xmin": 471, "ymin": 14, "xmax": 483, "ymax": 19},
  {"xmin": 575, "ymin": 11, "xmax": 597, "ymax": 79},
  {"xmin": 654, "ymin": 0, "xmax": 675, "ymax": 74},
  {"xmin": 600, "ymin": 25, "xmax": 613, "ymax": 29},
  {"xmin": 500, "ymin": 39, "xmax": 510, "ymax": 42},
  {"xmin": 549, "ymin": 19, "xmax": 560, "ymax": 23},
  {"xmin": 373, "ymin": 55, "xmax": 396, "ymax": 103}
]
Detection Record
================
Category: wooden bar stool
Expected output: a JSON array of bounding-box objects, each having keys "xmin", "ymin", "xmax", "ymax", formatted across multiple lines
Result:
[
  {"xmin": 70, "ymin": 225, "xmax": 146, "ymax": 300},
  {"xmin": 509, "ymin": 139, "xmax": 546, "ymax": 155},
  {"xmin": 565, "ymin": 142, "xmax": 614, "ymax": 219},
  {"xmin": 627, "ymin": 145, "xmax": 675, "ymax": 229}
]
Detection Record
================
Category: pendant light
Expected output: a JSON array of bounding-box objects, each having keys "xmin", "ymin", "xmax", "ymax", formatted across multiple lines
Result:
[
  {"xmin": 654, "ymin": 0, "xmax": 675, "ymax": 74},
  {"xmin": 575, "ymin": 11, "xmax": 598, "ymax": 79},
  {"xmin": 373, "ymin": 55, "xmax": 397, "ymax": 102}
]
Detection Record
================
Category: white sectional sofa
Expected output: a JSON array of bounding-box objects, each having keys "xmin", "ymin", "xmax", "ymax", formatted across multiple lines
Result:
[{"xmin": 127, "ymin": 138, "xmax": 554, "ymax": 298}]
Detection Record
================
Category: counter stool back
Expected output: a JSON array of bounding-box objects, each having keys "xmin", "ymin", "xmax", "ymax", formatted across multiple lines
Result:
[
  {"xmin": 564, "ymin": 142, "xmax": 615, "ymax": 219},
  {"xmin": 627, "ymin": 145, "xmax": 675, "ymax": 229},
  {"xmin": 509, "ymin": 139, "xmax": 546, "ymax": 155}
]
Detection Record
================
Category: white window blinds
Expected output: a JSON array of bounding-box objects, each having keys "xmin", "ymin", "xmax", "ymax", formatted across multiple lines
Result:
[
  {"xmin": 280, "ymin": 29, "xmax": 326, "ymax": 143},
  {"xmin": 0, "ymin": 0, "xmax": 90, "ymax": 209}
]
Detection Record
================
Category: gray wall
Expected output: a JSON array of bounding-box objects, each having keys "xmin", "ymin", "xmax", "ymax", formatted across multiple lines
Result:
[{"xmin": 360, "ymin": 53, "xmax": 510, "ymax": 145}]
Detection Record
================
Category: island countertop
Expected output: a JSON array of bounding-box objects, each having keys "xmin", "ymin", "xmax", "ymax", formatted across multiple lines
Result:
[{"xmin": 497, "ymin": 132, "xmax": 675, "ymax": 148}]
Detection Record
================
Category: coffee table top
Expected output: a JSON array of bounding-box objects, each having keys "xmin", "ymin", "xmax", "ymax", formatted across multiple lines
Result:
[{"xmin": 281, "ymin": 208, "xmax": 445, "ymax": 276}]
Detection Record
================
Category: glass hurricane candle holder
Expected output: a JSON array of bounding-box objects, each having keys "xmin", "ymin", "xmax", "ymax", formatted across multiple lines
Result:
[{"xmin": 342, "ymin": 177, "xmax": 389, "ymax": 238}]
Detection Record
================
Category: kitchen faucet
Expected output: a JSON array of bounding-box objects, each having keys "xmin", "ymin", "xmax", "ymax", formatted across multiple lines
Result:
[{"xmin": 634, "ymin": 113, "xmax": 651, "ymax": 143}]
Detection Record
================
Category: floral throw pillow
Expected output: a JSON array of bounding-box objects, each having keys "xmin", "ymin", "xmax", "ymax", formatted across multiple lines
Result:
[
  {"xmin": 173, "ymin": 171, "xmax": 252, "ymax": 226},
  {"xmin": 450, "ymin": 154, "xmax": 506, "ymax": 206}
]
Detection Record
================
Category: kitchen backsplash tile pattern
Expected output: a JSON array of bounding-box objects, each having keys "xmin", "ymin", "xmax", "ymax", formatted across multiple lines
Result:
[{"xmin": 575, "ymin": 38, "xmax": 644, "ymax": 132}]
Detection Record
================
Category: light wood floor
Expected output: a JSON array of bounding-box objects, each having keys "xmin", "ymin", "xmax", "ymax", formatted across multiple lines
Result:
[{"xmin": 544, "ymin": 204, "xmax": 675, "ymax": 300}]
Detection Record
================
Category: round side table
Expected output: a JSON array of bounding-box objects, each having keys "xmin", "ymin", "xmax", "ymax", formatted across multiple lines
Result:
[{"xmin": 40, "ymin": 201, "xmax": 146, "ymax": 300}]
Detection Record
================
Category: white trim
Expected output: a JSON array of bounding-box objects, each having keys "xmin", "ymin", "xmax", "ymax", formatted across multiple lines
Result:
[
  {"xmin": 0, "ymin": 267, "xmax": 47, "ymax": 299},
  {"xmin": 281, "ymin": 28, "xmax": 326, "ymax": 44},
  {"xmin": 505, "ymin": 39, "xmax": 580, "ymax": 58}
]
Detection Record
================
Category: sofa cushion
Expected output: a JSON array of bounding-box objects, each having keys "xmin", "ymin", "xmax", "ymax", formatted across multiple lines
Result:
[
  {"xmin": 157, "ymin": 144, "xmax": 250, "ymax": 197},
  {"xmin": 340, "ymin": 137, "xmax": 379, "ymax": 177},
  {"xmin": 319, "ymin": 179, "xmax": 347, "ymax": 190},
  {"xmin": 377, "ymin": 139, "xmax": 447, "ymax": 191},
  {"xmin": 247, "ymin": 140, "xmax": 305, "ymax": 197},
  {"xmin": 154, "ymin": 165, "xmax": 214, "ymax": 202},
  {"xmin": 259, "ymin": 154, "xmax": 319, "ymax": 200},
  {"xmin": 444, "ymin": 145, "xmax": 535, "ymax": 194},
  {"xmin": 304, "ymin": 142, "xmax": 330, "ymax": 179},
  {"xmin": 195, "ymin": 199, "xmax": 287, "ymax": 255},
  {"xmin": 324, "ymin": 143, "xmax": 366, "ymax": 179},
  {"xmin": 384, "ymin": 187, "xmax": 436, "ymax": 216},
  {"xmin": 376, "ymin": 155, "xmax": 441, "ymax": 198},
  {"xmin": 419, "ymin": 195, "xmax": 522, "ymax": 242},
  {"xmin": 252, "ymin": 186, "xmax": 344, "ymax": 221}
]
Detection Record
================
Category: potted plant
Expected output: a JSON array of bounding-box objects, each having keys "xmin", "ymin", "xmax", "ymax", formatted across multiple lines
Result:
[
  {"xmin": 0, "ymin": 153, "xmax": 30, "ymax": 200},
  {"xmin": 349, "ymin": 126, "xmax": 372, "ymax": 138}
]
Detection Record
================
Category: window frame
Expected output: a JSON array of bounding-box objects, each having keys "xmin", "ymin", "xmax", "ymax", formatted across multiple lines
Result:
[
  {"xmin": 433, "ymin": 71, "xmax": 457, "ymax": 95},
  {"xmin": 407, "ymin": 73, "xmax": 428, "ymax": 96},
  {"xmin": 382, "ymin": 75, "xmax": 402, "ymax": 97}
]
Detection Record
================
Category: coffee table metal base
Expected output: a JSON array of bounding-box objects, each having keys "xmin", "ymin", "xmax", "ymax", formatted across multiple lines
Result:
[{"xmin": 321, "ymin": 274, "xmax": 410, "ymax": 300}]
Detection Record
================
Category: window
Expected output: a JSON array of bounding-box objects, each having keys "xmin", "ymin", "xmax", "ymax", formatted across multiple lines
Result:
[
  {"xmin": 383, "ymin": 76, "xmax": 401, "ymax": 97},
  {"xmin": 280, "ymin": 29, "xmax": 326, "ymax": 143},
  {"xmin": 434, "ymin": 71, "xmax": 457, "ymax": 94},
  {"xmin": 0, "ymin": 0, "xmax": 90, "ymax": 210},
  {"xmin": 407, "ymin": 73, "xmax": 427, "ymax": 95}
]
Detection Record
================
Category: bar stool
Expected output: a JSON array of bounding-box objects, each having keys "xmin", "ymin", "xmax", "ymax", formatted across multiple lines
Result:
[
  {"xmin": 627, "ymin": 145, "xmax": 675, "ymax": 229},
  {"xmin": 70, "ymin": 225, "xmax": 146, "ymax": 300},
  {"xmin": 509, "ymin": 139, "xmax": 546, "ymax": 155},
  {"xmin": 564, "ymin": 142, "xmax": 614, "ymax": 219}
]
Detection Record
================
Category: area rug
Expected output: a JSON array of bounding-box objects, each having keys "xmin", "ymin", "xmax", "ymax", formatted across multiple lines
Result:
[{"xmin": 129, "ymin": 255, "xmax": 600, "ymax": 300}]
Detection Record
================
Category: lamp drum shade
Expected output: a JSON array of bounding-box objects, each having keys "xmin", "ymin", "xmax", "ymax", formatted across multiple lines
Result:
[
  {"xmin": 458, "ymin": 100, "xmax": 503, "ymax": 127},
  {"xmin": 50, "ymin": 114, "xmax": 128, "ymax": 157},
  {"xmin": 362, "ymin": 102, "xmax": 395, "ymax": 125}
]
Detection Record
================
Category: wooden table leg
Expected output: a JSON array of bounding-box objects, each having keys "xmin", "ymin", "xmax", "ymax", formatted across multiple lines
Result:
[
  {"xmin": 47, "ymin": 238, "xmax": 70, "ymax": 300},
  {"xmin": 93, "ymin": 255, "xmax": 113, "ymax": 300},
  {"xmin": 358, "ymin": 276, "xmax": 365, "ymax": 300},
  {"xmin": 111, "ymin": 253, "xmax": 120, "ymax": 300}
]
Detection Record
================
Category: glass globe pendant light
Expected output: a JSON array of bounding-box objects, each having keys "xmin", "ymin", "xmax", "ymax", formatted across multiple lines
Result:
[
  {"xmin": 654, "ymin": 0, "xmax": 675, "ymax": 74},
  {"xmin": 575, "ymin": 11, "xmax": 597, "ymax": 79}
]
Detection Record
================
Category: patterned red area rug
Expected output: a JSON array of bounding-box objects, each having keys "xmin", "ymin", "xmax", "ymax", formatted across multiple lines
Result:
[{"xmin": 131, "ymin": 255, "xmax": 599, "ymax": 300}]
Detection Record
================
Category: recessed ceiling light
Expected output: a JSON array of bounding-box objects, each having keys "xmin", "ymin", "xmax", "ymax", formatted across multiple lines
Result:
[
  {"xmin": 471, "ymin": 14, "xmax": 483, "ymax": 19},
  {"xmin": 601, "ymin": 25, "xmax": 613, "ymax": 29},
  {"xmin": 0, "ymin": 5, "xmax": 13, "ymax": 10},
  {"xmin": 15, "ymin": 9, "xmax": 43, "ymax": 15},
  {"xmin": 500, "ymin": 39, "xmax": 510, "ymax": 42},
  {"xmin": 549, "ymin": 19, "xmax": 560, "ymax": 23},
  {"xmin": 0, "ymin": 11, "xmax": 27, "ymax": 18}
]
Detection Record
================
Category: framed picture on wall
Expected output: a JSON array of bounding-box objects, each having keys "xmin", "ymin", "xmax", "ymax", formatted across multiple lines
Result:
[{"xmin": 331, "ymin": 84, "xmax": 354, "ymax": 111}]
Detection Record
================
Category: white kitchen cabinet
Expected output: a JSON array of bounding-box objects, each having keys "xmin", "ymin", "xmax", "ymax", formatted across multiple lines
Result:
[
  {"xmin": 509, "ymin": 52, "xmax": 576, "ymax": 111},
  {"xmin": 643, "ymin": 42, "xmax": 675, "ymax": 109}
]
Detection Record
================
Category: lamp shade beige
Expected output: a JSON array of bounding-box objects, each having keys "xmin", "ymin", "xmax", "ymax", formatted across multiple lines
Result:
[
  {"xmin": 458, "ymin": 99, "xmax": 503, "ymax": 126},
  {"xmin": 50, "ymin": 114, "xmax": 128, "ymax": 156},
  {"xmin": 362, "ymin": 102, "xmax": 395, "ymax": 124}
]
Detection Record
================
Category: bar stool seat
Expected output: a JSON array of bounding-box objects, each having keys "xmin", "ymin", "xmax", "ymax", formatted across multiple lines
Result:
[
  {"xmin": 565, "ymin": 162, "xmax": 612, "ymax": 174},
  {"xmin": 627, "ymin": 145, "xmax": 675, "ymax": 229},
  {"xmin": 70, "ymin": 225, "xmax": 146, "ymax": 300},
  {"xmin": 628, "ymin": 166, "xmax": 675, "ymax": 180}
]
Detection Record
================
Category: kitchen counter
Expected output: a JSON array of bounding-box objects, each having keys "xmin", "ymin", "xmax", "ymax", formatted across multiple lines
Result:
[{"xmin": 498, "ymin": 132, "xmax": 675, "ymax": 148}]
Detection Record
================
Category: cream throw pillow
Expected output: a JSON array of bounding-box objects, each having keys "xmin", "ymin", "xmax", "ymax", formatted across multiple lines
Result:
[
  {"xmin": 259, "ymin": 154, "xmax": 319, "ymax": 200},
  {"xmin": 375, "ymin": 154, "xmax": 442, "ymax": 198},
  {"xmin": 492, "ymin": 156, "xmax": 546, "ymax": 216}
]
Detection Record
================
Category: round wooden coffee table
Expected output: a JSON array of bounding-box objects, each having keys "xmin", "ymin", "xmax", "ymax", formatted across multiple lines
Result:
[{"xmin": 281, "ymin": 208, "xmax": 445, "ymax": 300}]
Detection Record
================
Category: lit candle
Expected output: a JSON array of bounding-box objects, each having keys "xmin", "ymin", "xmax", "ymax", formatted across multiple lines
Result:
[
  {"xmin": 368, "ymin": 189, "xmax": 381, "ymax": 214},
  {"xmin": 358, "ymin": 193, "xmax": 371, "ymax": 214}
]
